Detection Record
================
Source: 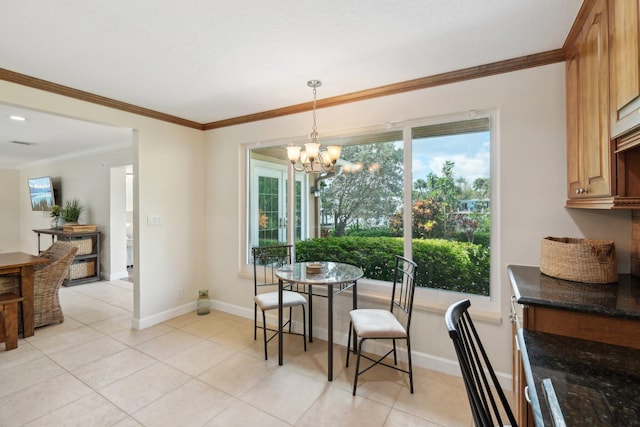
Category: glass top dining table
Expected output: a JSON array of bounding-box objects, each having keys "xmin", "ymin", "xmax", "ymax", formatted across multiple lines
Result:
[{"xmin": 275, "ymin": 261, "xmax": 364, "ymax": 381}]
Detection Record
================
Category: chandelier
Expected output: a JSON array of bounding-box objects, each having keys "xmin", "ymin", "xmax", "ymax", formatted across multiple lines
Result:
[{"xmin": 286, "ymin": 80, "xmax": 341, "ymax": 173}]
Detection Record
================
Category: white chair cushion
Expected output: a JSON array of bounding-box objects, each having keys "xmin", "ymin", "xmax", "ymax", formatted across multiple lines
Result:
[
  {"xmin": 254, "ymin": 290, "xmax": 306, "ymax": 311},
  {"xmin": 350, "ymin": 309, "xmax": 407, "ymax": 339}
]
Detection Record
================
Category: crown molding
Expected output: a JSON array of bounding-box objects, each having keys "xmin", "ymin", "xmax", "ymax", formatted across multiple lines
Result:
[
  {"xmin": 0, "ymin": 49, "xmax": 565, "ymax": 132},
  {"xmin": 0, "ymin": 67, "xmax": 204, "ymax": 130},
  {"xmin": 203, "ymin": 49, "xmax": 565, "ymax": 130}
]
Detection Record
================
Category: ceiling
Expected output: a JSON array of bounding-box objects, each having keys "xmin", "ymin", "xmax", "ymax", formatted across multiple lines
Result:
[{"xmin": 0, "ymin": 0, "xmax": 582, "ymax": 169}]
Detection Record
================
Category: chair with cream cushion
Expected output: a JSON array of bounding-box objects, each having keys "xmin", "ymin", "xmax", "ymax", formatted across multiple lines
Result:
[
  {"xmin": 346, "ymin": 255, "xmax": 418, "ymax": 395},
  {"xmin": 252, "ymin": 245, "xmax": 307, "ymax": 360}
]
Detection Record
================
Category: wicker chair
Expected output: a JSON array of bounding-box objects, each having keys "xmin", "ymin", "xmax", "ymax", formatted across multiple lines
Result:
[{"xmin": 33, "ymin": 242, "xmax": 78, "ymax": 328}]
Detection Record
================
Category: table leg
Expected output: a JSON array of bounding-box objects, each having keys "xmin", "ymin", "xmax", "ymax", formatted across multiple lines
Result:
[
  {"xmin": 328, "ymin": 283, "xmax": 334, "ymax": 381},
  {"xmin": 278, "ymin": 278, "xmax": 283, "ymax": 366},
  {"xmin": 308, "ymin": 284, "xmax": 313, "ymax": 343},
  {"xmin": 20, "ymin": 266, "xmax": 35, "ymax": 337}
]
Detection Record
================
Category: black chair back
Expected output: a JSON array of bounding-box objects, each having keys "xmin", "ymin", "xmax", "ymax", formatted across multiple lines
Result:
[
  {"xmin": 251, "ymin": 244, "xmax": 292, "ymax": 293},
  {"xmin": 445, "ymin": 299, "xmax": 518, "ymax": 427},
  {"xmin": 390, "ymin": 256, "xmax": 418, "ymax": 330}
]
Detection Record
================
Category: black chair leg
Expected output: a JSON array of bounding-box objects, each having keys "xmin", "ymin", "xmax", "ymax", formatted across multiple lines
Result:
[
  {"xmin": 407, "ymin": 336, "xmax": 414, "ymax": 393},
  {"xmin": 253, "ymin": 304, "xmax": 258, "ymax": 340},
  {"xmin": 262, "ymin": 310, "xmax": 268, "ymax": 360},
  {"xmin": 288, "ymin": 306, "xmax": 293, "ymax": 333},
  {"xmin": 392, "ymin": 339, "xmax": 398, "ymax": 365},
  {"xmin": 302, "ymin": 306, "xmax": 307, "ymax": 351},
  {"xmin": 346, "ymin": 321, "xmax": 353, "ymax": 367},
  {"xmin": 353, "ymin": 338, "xmax": 366, "ymax": 395}
]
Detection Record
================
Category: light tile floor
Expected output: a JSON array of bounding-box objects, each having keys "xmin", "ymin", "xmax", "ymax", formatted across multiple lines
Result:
[{"xmin": 0, "ymin": 280, "xmax": 476, "ymax": 426}]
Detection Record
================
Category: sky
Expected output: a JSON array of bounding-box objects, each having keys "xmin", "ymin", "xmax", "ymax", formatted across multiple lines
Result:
[{"xmin": 411, "ymin": 131, "xmax": 490, "ymax": 184}]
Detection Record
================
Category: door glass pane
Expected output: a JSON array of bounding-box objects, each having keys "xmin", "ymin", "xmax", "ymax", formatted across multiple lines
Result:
[
  {"xmin": 258, "ymin": 175, "xmax": 280, "ymax": 245},
  {"xmin": 249, "ymin": 147, "xmax": 307, "ymax": 253}
]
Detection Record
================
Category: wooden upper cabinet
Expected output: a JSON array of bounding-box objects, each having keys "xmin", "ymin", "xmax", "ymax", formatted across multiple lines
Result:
[
  {"xmin": 566, "ymin": 50, "xmax": 581, "ymax": 198},
  {"xmin": 566, "ymin": 0, "xmax": 612, "ymax": 203},
  {"xmin": 610, "ymin": 0, "xmax": 640, "ymax": 138},
  {"xmin": 565, "ymin": 0, "xmax": 640, "ymax": 208}
]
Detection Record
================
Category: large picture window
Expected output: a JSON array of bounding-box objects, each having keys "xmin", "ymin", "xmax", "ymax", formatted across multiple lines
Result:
[{"xmin": 247, "ymin": 114, "xmax": 492, "ymax": 297}]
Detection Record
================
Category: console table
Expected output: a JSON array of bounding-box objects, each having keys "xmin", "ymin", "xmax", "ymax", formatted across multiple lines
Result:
[{"xmin": 33, "ymin": 229, "xmax": 102, "ymax": 286}]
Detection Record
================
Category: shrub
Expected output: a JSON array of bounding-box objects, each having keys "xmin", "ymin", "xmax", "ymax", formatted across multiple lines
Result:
[
  {"xmin": 295, "ymin": 236, "xmax": 490, "ymax": 295},
  {"xmin": 345, "ymin": 226, "xmax": 397, "ymax": 238}
]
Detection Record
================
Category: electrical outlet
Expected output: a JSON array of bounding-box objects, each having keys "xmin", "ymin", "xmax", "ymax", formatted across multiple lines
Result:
[
  {"xmin": 177, "ymin": 287, "xmax": 183, "ymax": 299},
  {"xmin": 336, "ymin": 309, "xmax": 344, "ymax": 324}
]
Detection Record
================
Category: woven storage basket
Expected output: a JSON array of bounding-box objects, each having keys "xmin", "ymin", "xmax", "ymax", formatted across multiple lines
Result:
[
  {"xmin": 67, "ymin": 259, "xmax": 96, "ymax": 280},
  {"xmin": 67, "ymin": 237, "xmax": 93, "ymax": 255},
  {"xmin": 540, "ymin": 237, "xmax": 617, "ymax": 283}
]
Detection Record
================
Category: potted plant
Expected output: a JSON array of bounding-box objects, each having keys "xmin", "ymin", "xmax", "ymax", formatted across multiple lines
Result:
[
  {"xmin": 50, "ymin": 204, "xmax": 64, "ymax": 228},
  {"xmin": 62, "ymin": 198, "xmax": 84, "ymax": 224}
]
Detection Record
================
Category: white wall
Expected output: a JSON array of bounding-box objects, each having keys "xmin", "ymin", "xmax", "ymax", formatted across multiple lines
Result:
[
  {"xmin": 0, "ymin": 168, "xmax": 20, "ymax": 252},
  {"xmin": 18, "ymin": 147, "xmax": 133, "ymax": 263},
  {"xmin": 0, "ymin": 80, "xmax": 207, "ymax": 327},
  {"xmin": 203, "ymin": 63, "xmax": 632, "ymax": 382}
]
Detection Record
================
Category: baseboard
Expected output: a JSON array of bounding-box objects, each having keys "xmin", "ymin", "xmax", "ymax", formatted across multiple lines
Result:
[
  {"xmin": 108, "ymin": 270, "xmax": 129, "ymax": 281},
  {"xmin": 133, "ymin": 301, "xmax": 197, "ymax": 330}
]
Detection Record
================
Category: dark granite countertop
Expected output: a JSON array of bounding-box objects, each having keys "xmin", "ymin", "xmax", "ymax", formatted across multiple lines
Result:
[
  {"xmin": 508, "ymin": 264, "xmax": 640, "ymax": 320},
  {"xmin": 520, "ymin": 329, "xmax": 640, "ymax": 426},
  {"xmin": 509, "ymin": 265, "xmax": 640, "ymax": 426}
]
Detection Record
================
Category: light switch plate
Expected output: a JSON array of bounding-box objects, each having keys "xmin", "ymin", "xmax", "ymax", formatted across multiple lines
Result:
[{"xmin": 147, "ymin": 214, "xmax": 163, "ymax": 226}]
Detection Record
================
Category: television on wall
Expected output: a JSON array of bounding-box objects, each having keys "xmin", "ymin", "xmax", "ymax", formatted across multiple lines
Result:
[{"xmin": 28, "ymin": 176, "xmax": 56, "ymax": 211}]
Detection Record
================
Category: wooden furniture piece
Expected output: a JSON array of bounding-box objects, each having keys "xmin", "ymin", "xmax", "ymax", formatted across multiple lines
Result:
[
  {"xmin": 0, "ymin": 293, "xmax": 24, "ymax": 350},
  {"xmin": 275, "ymin": 261, "xmax": 363, "ymax": 381},
  {"xmin": 565, "ymin": 0, "xmax": 640, "ymax": 208},
  {"xmin": 346, "ymin": 255, "xmax": 417, "ymax": 395},
  {"xmin": 251, "ymin": 245, "xmax": 307, "ymax": 361},
  {"xmin": 33, "ymin": 228, "xmax": 102, "ymax": 286},
  {"xmin": 33, "ymin": 242, "xmax": 77, "ymax": 328},
  {"xmin": 565, "ymin": 0, "xmax": 611, "ymax": 203},
  {"xmin": 508, "ymin": 265, "xmax": 640, "ymax": 426},
  {"xmin": 446, "ymin": 299, "xmax": 519, "ymax": 427},
  {"xmin": 609, "ymin": 0, "xmax": 640, "ymax": 139},
  {"xmin": 0, "ymin": 252, "xmax": 49, "ymax": 337}
]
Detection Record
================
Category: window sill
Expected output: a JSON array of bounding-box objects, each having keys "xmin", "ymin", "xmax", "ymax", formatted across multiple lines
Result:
[
  {"xmin": 239, "ymin": 269, "xmax": 502, "ymax": 325},
  {"xmin": 355, "ymin": 279, "xmax": 503, "ymax": 325}
]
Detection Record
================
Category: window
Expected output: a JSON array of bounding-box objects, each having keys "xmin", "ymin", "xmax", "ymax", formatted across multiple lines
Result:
[{"xmin": 246, "ymin": 113, "xmax": 492, "ymax": 297}]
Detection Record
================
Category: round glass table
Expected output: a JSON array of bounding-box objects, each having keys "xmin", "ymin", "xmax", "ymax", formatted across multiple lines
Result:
[{"xmin": 276, "ymin": 261, "xmax": 363, "ymax": 381}]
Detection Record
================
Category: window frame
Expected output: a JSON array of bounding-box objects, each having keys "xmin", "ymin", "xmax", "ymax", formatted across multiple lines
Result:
[{"xmin": 242, "ymin": 109, "xmax": 501, "ymax": 315}]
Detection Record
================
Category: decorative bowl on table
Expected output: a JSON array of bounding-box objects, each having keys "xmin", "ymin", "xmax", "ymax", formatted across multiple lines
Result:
[{"xmin": 306, "ymin": 263, "xmax": 322, "ymax": 274}]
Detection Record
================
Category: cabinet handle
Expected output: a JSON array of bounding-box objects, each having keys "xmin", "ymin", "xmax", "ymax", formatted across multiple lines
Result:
[
  {"xmin": 575, "ymin": 188, "xmax": 589, "ymax": 195},
  {"xmin": 524, "ymin": 385, "xmax": 532, "ymax": 404}
]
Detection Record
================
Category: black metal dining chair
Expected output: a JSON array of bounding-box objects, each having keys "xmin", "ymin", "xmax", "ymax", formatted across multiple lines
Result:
[
  {"xmin": 445, "ymin": 299, "xmax": 518, "ymax": 427},
  {"xmin": 252, "ymin": 245, "xmax": 307, "ymax": 360},
  {"xmin": 346, "ymin": 255, "xmax": 418, "ymax": 395}
]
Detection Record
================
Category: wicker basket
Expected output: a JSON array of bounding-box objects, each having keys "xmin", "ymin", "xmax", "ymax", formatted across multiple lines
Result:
[
  {"xmin": 68, "ymin": 259, "xmax": 96, "ymax": 280},
  {"xmin": 540, "ymin": 237, "xmax": 618, "ymax": 283},
  {"xmin": 67, "ymin": 237, "xmax": 93, "ymax": 255}
]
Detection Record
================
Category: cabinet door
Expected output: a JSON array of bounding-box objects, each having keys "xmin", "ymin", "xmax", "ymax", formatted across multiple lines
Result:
[
  {"xmin": 581, "ymin": 1, "xmax": 611, "ymax": 197},
  {"xmin": 566, "ymin": 50, "xmax": 582, "ymax": 198},
  {"xmin": 610, "ymin": 0, "xmax": 640, "ymax": 138}
]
